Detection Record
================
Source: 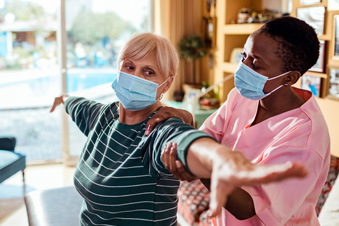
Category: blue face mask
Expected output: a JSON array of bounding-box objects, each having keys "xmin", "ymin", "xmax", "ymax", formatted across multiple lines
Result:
[
  {"xmin": 111, "ymin": 71, "xmax": 171, "ymax": 111},
  {"xmin": 234, "ymin": 62, "xmax": 290, "ymax": 100}
]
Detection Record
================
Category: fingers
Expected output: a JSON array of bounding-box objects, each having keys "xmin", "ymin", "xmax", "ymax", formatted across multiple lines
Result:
[
  {"xmin": 145, "ymin": 118, "xmax": 161, "ymax": 136},
  {"xmin": 161, "ymin": 142, "xmax": 197, "ymax": 181},
  {"xmin": 50, "ymin": 96, "xmax": 62, "ymax": 113},
  {"xmin": 162, "ymin": 143, "xmax": 170, "ymax": 170},
  {"xmin": 168, "ymin": 142, "xmax": 177, "ymax": 173},
  {"xmin": 145, "ymin": 108, "xmax": 170, "ymax": 135},
  {"xmin": 175, "ymin": 160, "xmax": 197, "ymax": 181},
  {"xmin": 145, "ymin": 107, "xmax": 189, "ymax": 135},
  {"xmin": 208, "ymin": 170, "xmax": 235, "ymax": 217}
]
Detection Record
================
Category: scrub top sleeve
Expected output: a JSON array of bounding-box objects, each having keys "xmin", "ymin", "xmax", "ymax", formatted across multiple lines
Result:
[
  {"xmin": 65, "ymin": 96, "xmax": 104, "ymax": 136},
  {"xmin": 242, "ymin": 148, "xmax": 326, "ymax": 225}
]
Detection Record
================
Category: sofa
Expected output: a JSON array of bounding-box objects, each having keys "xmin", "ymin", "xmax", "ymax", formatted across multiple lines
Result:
[{"xmin": 0, "ymin": 136, "xmax": 26, "ymax": 194}]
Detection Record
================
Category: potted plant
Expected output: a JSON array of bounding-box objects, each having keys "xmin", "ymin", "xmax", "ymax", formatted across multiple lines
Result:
[{"xmin": 179, "ymin": 34, "xmax": 207, "ymax": 85}]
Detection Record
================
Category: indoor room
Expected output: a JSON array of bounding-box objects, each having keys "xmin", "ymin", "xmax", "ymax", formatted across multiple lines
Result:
[{"xmin": 1, "ymin": 0, "xmax": 339, "ymax": 225}]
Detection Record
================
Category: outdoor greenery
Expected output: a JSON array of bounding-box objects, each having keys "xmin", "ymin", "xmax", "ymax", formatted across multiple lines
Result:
[
  {"xmin": 70, "ymin": 11, "xmax": 136, "ymax": 45},
  {"xmin": 5, "ymin": 0, "xmax": 47, "ymax": 21}
]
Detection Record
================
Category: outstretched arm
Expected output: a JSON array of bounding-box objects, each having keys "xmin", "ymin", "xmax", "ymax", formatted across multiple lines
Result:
[{"xmin": 173, "ymin": 138, "xmax": 308, "ymax": 217}]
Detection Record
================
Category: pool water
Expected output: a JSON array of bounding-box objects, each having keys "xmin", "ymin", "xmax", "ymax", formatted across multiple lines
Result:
[
  {"xmin": 0, "ymin": 69, "xmax": 117, "ymax": 96},
  {"xmin": 67, "ymin": 70, "xmax": 117, "ymax": 93}
]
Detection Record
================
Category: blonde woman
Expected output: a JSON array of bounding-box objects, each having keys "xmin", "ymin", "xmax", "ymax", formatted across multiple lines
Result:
[{"xmin": 50, "ymin": 33, "xmax": 306, "ymax": 226}]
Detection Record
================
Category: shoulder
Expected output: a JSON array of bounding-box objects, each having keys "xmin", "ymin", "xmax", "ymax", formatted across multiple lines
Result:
[{"xmin": 98, "ymin": 101, "xmax": 120, "ymax": 121}]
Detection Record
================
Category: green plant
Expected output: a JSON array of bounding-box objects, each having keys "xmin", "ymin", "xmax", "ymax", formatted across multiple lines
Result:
[
  {"xmin": 179, "ymin": 34, "xmax": 207, "ymax": 84},
  {"xmin": 179, "ymin": 34, "xmax": 207, "ymax": 61}
]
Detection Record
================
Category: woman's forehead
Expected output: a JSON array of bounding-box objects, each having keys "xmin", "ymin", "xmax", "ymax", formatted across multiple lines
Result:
[{"xmin": 244, "ymin": 32, "xmax": 280, "ymax": 61}]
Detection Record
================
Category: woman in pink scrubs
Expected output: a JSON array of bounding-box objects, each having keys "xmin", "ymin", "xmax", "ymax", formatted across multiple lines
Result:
[{"xmin": 147, "ymin": 16, "xmax": 331, "ymax": 225}]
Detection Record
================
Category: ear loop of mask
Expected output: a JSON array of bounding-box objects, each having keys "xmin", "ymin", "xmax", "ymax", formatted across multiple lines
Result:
[
  {"xmin": 156, "ymin": 76, "xmax": 172, "ymax": 102},
  {"xmin": 263, "ymin": 71, "xmax": 291, "ymax": 98}
]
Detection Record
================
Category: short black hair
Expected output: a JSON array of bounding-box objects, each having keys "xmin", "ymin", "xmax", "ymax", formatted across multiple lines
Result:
[{"xmin": 259, "ymin": 16, "xmax": 319, "ymax": 75}]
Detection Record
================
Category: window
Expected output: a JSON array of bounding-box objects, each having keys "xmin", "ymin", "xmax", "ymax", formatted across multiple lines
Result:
[{"xmin": 0, "ymin": 0, "xmax": 153, "ymax": 163}]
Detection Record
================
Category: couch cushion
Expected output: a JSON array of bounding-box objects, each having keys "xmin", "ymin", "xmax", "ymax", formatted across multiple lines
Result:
[{"xmin": 0, "ymin": 150, "xmax": 26, "ymax": 183}]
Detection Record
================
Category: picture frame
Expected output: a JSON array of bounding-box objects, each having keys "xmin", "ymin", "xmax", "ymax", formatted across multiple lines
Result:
[
  {"xmin": 328, "ymin": 0, "xmax": 339, "ymax": 10},
  {"xmin": 203, "ymin": 16, "xmax": 217, "ymax": 48},
  {"xmin": 301, "ymin": 74, "xmax": 322, "ymax": 97},
  {"xmin": 327, "ymin": 66, "xmax": 339, "ymax": 99},
  {"xmin": 310, "ymin": 40, "xmax": 326, "ymax": 72},
  {"xmin": 300, "ymin": 0, "xmax": 322, "ymax": 5},
  {"xmin": 334, "ymin": 15, "xmax": 339, "ymax": 59},
  {"xmin": 297, "ymin": 6, "xmax": 325, "ymax": 36}
]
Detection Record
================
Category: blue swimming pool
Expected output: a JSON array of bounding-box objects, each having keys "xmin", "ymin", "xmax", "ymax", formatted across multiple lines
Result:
[
  {"xmin": 0, "ymin": 69, "xmax": 117, "ymax": 94},
  {"xmin": 66, "ymin": 70, "xmax": 117, "ymax": 92}
]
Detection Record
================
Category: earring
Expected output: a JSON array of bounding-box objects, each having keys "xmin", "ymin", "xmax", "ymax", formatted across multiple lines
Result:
[
  {"xmin": 159, "ymin": 93, "xmax": 164, "ymax": 100},
  {"xmin": 284, "ymin": 83, "xmax": 289, "ymax": 87}
]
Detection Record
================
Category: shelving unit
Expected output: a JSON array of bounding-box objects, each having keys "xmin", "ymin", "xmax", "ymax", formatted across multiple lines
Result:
[
  {"xmin": 214, "ymin": 0, "xmax": 338, "ymax": 102},
  {"xmin": 214, "ymin": 0, "xmax": 269, "ymax": 102}
]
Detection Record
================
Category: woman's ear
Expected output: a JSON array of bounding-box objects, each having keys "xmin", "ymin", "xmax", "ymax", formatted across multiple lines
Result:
[
  {"xmin": 285, "ymin": 71, "xmax": 301, "ymax": 85},
  {"xmin": 162, "ymin": 76, "xmax": 174, "ymax": 93}
]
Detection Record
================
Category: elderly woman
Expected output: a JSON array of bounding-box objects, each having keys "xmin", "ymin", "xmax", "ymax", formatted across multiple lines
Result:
[
  {"xmin": 148, "ymin": 17, "xmax": 331, "ymax": 226},
  {"xmin": 50, "ymin": 33, "xmax": 306, "ymax": 226}
]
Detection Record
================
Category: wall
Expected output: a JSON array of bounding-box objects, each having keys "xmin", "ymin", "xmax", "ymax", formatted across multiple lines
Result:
[{"xmin": 317, "ymin": 98, "xmax": 339, "ymax": 157}]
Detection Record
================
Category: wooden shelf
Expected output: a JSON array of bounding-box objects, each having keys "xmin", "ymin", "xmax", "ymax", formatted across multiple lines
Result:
[
  {"xmin": 222, "ymin": 23, "xmax": 264, "ymax": 35},
  {"xmin": 305, "ymin": 71, "xmax": 327, "ymax": 78},
  {"xmin": 318, "ymin": 34, "xmax": 331, "ymax": 41}
]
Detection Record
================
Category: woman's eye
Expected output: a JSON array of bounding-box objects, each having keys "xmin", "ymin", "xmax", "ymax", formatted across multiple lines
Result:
[
  {"xmin": 126, "ymin": 65, "xmax": 134, "ymax": 70},
  {"xmin": 252, "ymin": 63, "xmax": 259, "ymax": 69},
  {"xmin": 144, "ymin": 69, "xmax": 155, "ymax": 76}
]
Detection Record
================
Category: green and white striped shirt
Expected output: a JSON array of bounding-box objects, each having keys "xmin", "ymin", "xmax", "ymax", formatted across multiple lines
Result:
[{"xmin": 65, "ymin": 97, "xmax": 213, "ymax": 226}]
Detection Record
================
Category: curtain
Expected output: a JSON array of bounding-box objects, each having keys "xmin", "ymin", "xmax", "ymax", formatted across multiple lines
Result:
[{"xmin": 154, "ymin": 0, "xmax": 203, "ymax": 100}]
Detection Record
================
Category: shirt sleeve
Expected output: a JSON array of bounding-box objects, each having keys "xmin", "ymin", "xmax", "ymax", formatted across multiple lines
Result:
[
  {"xmin": 146, "ymin": 117, "xmax": 216, "ymax": 177},
  {"xmin": 64, "ymin": 97, "xmax": 104, "ymax": 136}
]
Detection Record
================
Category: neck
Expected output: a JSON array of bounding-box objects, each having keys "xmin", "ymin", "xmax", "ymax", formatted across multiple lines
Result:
[
  {"xmin": 261, "ymin": 86, "xmax": 305, "ymax": 113},
  {"xmin": 253, "ymin": 86, "xmax": 305, "ymax": 125},
  {"xmin": 119, "ymin": 102, "xmax": 163, "ymax": 125}
]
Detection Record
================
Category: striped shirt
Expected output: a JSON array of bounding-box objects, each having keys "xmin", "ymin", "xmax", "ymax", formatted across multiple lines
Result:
[{"xmin": 65, "ymin": 97, "xmax": 213, "ymax": 226}]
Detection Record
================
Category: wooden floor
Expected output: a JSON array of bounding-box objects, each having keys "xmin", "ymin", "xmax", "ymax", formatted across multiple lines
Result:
[{"xmin": 0, "ymin": 163, "xmax": 338, "ymax": 226}]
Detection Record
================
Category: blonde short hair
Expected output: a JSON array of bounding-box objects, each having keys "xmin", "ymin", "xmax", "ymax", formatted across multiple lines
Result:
[{"xmin": 118, "ymin": 33, "xmax": 179, "ymax": 77}]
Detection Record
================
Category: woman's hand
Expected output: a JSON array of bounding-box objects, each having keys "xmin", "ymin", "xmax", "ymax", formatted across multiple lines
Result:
[
  {"xmin": 162, "ymin": 142, "xmax": 197, "ymax": 182},
  {"xmin": 145, "ymin": 107, "xmax": 194, "ymax": 135},
  {"xmin": 50, "ymin": 95, "xmax": 69, "ymax": 113}
]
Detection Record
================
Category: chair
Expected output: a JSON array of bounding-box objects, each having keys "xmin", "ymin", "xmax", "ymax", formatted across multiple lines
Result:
[
  {"xmin": 24, "ymin": 186, "xmax": 83, "ymax": 226},
  {"xmin": 0, "ymin": 136, "xmax": 26, "ymax": 194}
]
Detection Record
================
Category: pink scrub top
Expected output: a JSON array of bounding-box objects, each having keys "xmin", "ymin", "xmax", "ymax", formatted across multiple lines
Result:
[{"xmin": 201, "ymin": 87, "xmax": 330, "ymax": 226}]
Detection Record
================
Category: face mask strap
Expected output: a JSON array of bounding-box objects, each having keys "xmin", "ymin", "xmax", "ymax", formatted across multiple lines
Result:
[
  {"xmin": 156, "ymin": 76, "xmax": 172, "ymax": 102},
  {"xmin": 267, "ymin": 71, "xmax": 292, "ymax": 80},
  {"xmin": 159, "ymin": 75, "xmax": 172, "ymax": 87}
]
